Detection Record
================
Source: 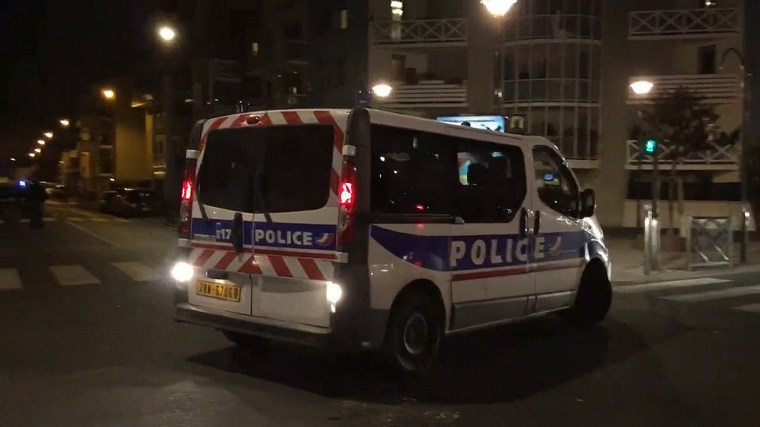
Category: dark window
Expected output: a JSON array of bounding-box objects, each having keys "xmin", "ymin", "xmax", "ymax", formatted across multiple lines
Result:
[
  {"xmin": 456, "ymin": 141, "xmax": 526, "ymax": 223},
  {"xmin": 532, "ymin": 146, "xmax": 580, "ymax": 218},
  {"xmin": 198, "ymin": 125, "xmax": 334, "ymax": 213},
  {"xmin": 370, "ymin": 125, "xmax": 458, "ymax": 215},
  {"xmin": 698, "ymin": 44, "xmax": 716, "ymax": 74}
]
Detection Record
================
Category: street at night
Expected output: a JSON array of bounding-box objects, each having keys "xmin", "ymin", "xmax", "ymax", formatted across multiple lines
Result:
[{"xmin": 0, "ymin": 203, "xmax": 759, "ymax": 426}]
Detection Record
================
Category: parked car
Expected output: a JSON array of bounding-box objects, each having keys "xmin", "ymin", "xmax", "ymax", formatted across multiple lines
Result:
[
  {"xmin": 109, "ymin": 188, "xmax": 157, "ymax": 217},
  {"xmin": 98, "ymin": 190, "xmax": 118, "ymax": 213}
]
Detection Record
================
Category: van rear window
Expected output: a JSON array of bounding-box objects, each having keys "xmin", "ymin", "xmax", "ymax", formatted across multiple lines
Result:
[{"xmin": 198, "ymin": 125, "xmax": 334, "ymax": 213}]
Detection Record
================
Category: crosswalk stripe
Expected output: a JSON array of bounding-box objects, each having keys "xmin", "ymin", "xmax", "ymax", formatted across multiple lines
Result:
[
  {"xmin": 615, "ymin": 278, "xmax": 731, "ymax": 294},
  {"xmin": 661, "ymin": 285, "xmax": 760, "ymax": 302},
  {"xmin": 0, "ymin": 269, "xmax": 22, "ymax": 290},
  {"xmin": 733, "ymin": 303, "xmax": 760, "ymax": 314},
  {"xmin": 49, "ymin": 265, "xmax": 101, "ymax": 286},
  {"xmin": 67, "ymin": 217, "xmax": 84, "ymax": 222},
  {"xmin": 111, "ymin": 262, "xmax": 159, "ymax": 282}
]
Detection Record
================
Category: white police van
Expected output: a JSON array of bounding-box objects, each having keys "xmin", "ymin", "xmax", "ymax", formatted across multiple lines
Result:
[{"xmin": 171, "ymin": 107, "xmax": 611, "ymax": 373}]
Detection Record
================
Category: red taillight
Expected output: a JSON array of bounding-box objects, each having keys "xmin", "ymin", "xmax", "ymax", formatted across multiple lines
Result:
[
  {"xmin": 178, "ymin": 159, "xmax": 197, "ymax": 237},
  {"xmin": 338, "ymin": 161, "xmax": 356, "ymax": 247}
]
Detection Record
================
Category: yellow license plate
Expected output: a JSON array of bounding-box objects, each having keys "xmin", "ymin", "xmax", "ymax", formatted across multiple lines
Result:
[{"xmin": 195, "ymin": 280, "xmax": 241, "ymax": 302}]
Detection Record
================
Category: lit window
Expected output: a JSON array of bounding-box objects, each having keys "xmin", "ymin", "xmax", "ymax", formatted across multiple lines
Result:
[
  {"xmin": 340, "ymin": 10, "xmax": 348, "ymax": 30},
  {"xmin": 251, "ymin": 42, "xmax": 259, "ymax": 57}
]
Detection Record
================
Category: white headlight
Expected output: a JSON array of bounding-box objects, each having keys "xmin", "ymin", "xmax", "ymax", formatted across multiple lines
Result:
[
  {"xmin": 171, "ymin": 261, "xmax": 194, "ymax": 282},
  {"xmin": 326, "ymin": 282, "xmax": 343, "ymax": 304}
]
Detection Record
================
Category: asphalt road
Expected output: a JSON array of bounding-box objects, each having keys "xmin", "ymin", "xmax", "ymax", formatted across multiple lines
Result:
[{"xmin": 1, "ymin": 203, "xmax": 760, "ymax": 426}]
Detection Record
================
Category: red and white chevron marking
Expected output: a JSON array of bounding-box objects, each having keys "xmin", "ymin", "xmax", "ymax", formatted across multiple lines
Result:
[
  {"xmin": 188, "ymin": 248, "xmax": 334, "ymax": 282},
  {"xmin": 198, "ymin": 110, "xmax": 347, "ymax": 205}
]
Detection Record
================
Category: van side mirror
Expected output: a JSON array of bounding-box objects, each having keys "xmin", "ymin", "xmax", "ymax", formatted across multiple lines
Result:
[{"xmin": 580, "ymin": 188, "xmax": 596, "ymax": 218}]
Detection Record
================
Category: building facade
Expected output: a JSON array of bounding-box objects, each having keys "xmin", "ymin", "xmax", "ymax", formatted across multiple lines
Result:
[{"xmin": 369, "ymin": 0, "xmax": 745, "ymax": 229}]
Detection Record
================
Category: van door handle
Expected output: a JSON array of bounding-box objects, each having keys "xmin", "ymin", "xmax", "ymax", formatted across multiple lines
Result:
[
  {"xmin": 534, "ymin": 210, "xmax": 541, "ymax": 236},
  {"xmin": 519, "ymin": 208, "xmax": 529, "ymax": 239},
  {"xmin": 231, "ymin": 212, "xmax": 244, "ymax": 254},
  {"xmin": 206, "ymin": 269, "xmax": 228, "ymax": 280}
]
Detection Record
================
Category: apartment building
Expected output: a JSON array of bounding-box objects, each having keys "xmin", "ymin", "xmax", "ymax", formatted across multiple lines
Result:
[{"xmin": 369, "ymin": 0, "xmax": 745, "ymax": 228}]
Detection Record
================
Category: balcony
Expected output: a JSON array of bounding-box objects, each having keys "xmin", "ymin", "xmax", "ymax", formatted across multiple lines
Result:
[
  {"xmin": 625, "ymin": 139, "xmax": 738, "ymax": 171},
  {"xmin": 627, "ymin": 74, "xmax": 741, "ymax": 105},
  {"xmin": 374, "ymin": 80, "xmax": 467, "ymax": 109},
  {"xmin": 503, "ymin": 14, "xmax": 601, "ymax": 42},
  {"xmin": 372, "ymin": 18, "xmax": 467, "ymax": 48},
  {"xmin": 629, "ymin": 8, "xmax": 740, "ymax": 40}
]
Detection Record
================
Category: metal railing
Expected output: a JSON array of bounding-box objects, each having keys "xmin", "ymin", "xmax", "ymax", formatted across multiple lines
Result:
[
  {"xmin": 503, "ymin": 14, "xmax": 601, "ymax": 42},
  {"xmin": 375, "ymin": 80, "xmax": 467, "ymax": 108},
  {"xmin": 629, "ymin": 8, "xmax": 740, "ymax": 39},
  {"xmin": 625, "ymin": 139, "xmax": 739, "ymax": 170},
  {"xmin": 372, "ymin": 18, "xmax": 467, "ymax": 46},
  {"xmin": 627, "ymin": 74, "xmax": 742, "ymax": 105}
]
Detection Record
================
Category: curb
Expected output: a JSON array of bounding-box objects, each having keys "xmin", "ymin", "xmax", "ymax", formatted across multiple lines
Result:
[{"xmin": 613, "ymin": 262, "xmax": 760, "ymax": 285}]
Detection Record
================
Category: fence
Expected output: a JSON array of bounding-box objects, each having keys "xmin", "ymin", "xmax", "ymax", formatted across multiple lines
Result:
[{"xmin": 687, "ymin": 216, "xmax": 733, "ymax": 270}]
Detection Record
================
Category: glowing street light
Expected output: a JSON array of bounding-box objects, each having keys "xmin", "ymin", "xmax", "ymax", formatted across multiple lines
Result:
[
  {"xmin": 43, "ymin": 131, "xmax": 53, "ymax": 139},
  {"xmin": 158, "ymin": 25, "xmax": 177, "ymax": 43},
  {"xmin": 37, "ymin": 139, "xmax": 45, "ymax": 146},
  {"xmin": 102, "ymin": 88, "xmax": 116, "ymax": 100},
  {"xmin": 34, "ymin": 148, "xmax": 42, "ymax": 154},
  {"xmin": 630, "ymin": 80, "xmax": 654, "ymax": 95},
  {"xmin": 29, "ymin": 153, "xmax": 35, "ymax": 158},
  {"xmin": 372, "ymin": 83, "xmax": 393, "ymax": 98},
  {"xmin": 10, "ymin": 157, "xmax": 15, "ymax": 162},
  {"xmin": 481, "ymin": 0, "xmax": 518, "ymax": 17},
  {"xmin": 59, "ymin": 118, "xmax": 70, "ymax": 127}
]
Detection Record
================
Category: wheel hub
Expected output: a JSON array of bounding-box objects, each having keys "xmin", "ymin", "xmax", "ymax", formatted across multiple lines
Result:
[{"xmin": 403, "ymin": 313, "xmax": 428, "ymax": 356}]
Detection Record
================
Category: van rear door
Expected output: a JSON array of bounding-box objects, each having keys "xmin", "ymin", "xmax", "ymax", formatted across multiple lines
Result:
[{"xmin": 190, "ymin": 111, "xmax": 345, "ymax": 327}]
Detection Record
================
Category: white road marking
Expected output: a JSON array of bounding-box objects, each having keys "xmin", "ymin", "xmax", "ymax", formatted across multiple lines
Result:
[
  {"xmin": 64, "ymin": 220, "xmax": 121, "ymax": 247},
  {"xmin": 615, "ymin": 278, "xmax": 731, "ymax": 294},
  {"xmin": 733, "ymin": 303, "xmax": 760, "ymax": 314},
  {"xmin": 49, "ymin": 265, "xmax": 101, "ymax": 286},
  {"xmin": 67, "ymin": 217, "xmax": 84, "ymax": 222},
  {"xmin": 90, "ymin": 217, "xmax": 108, "ymax": 222},
  {"xmin": 0, "ymin": 269, "xmax": 22, "ymax": 290},
  {"xmin": 661, "ymin": 285, "xmax": 760, "ymax": 302},
  {"xmin": 111, "ymin": 262, "xmax": 159, "ymax": 282}
]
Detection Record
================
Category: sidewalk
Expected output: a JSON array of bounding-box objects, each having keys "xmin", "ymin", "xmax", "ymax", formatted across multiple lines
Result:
[{"xmin": 608, "ymin": 237, "xmax": 760, "ymax": 284}]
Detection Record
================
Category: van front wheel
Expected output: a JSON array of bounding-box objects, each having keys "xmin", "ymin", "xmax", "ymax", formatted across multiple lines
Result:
[
  {"xmin": 384, "ymin": 292, "xmax": 442, "ymax": 374},
  {"xmin": 561, "ymin": 263, "xmax": 612, "ymax": 326}
]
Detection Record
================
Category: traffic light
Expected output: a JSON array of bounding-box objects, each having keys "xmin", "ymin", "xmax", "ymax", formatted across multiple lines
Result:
[{"xmin": 644, "ymin": 138, "xmax": 657, "ymax": 154}]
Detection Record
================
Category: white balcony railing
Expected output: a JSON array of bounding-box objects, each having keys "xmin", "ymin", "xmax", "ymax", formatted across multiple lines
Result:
[
  {"xmin": 625, "ymin": 140, "xmax": 738, "ymax": 171},
  {"xmin": 375, "ymin": 80, "xmax": 467, "ymax": 108},
  {"xmin": 627, "ymin": 74, "xmax": 742, "ymax": 105},
  {"xmin": 629, "ymin": 8, "xmax": 740, "ymax": 39},
  {"xmin": 372, "ymin": 19, "xmax": 467, "ymax": 47}
]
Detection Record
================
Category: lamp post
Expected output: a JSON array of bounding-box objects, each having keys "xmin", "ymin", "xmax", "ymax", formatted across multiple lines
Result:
[
  {"xmin": 482, "ymin": 0, "xmax": 517, "ymax": 119},
  {"xmin": 720, "ymin": 47, "xmax": 750, "ymax": 263},
  {"xmin": 371, "ymin": 83, "xmax": 393, "ymax": 100},
  {"xmin": 630, "ymin": 79, "xmax": 658, "ymax": 220},
  {"xmin": 157, "ymin": 24, "xmax": 179, "ymax": 224}
]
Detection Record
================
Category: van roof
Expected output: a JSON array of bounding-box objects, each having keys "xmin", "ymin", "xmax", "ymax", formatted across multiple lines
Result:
[{"xmin": 207, "ymin": 108, "xmax": 556, "ymax": 150}]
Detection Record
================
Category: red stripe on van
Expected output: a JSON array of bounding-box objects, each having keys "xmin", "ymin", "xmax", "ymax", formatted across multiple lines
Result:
[
  {"xmin": 298, "ymin": 258, "xmax": 326, "ymax": 281},
  {"xmin": 200, "ymin": 117, "xmax": 228, "ymax": 150},
  {"xmin": 268, "ymin": 256, "xmax": 293, "ymax": 278},
  {"xmin": 214, "ymin": 251, "xmax": 237, "ymax": 270},
  {"xmin": 314, "ymin": 111, "xmax": 344, "ymax": 152},
  {"xmin": 193, "ymin": 250, "xmax": 215, "ymax": 267},
  {"xmin": 239, "ymin": 257, "xmax": 263, "ymax": 275},
  {"xmin": 281, "ymin": 111, "xmax": 303, "ymax": 125}
]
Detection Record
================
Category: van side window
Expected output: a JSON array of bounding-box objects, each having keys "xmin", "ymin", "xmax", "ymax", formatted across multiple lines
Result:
[
  {"xmin": 370, "ymin": 125, "xmax": 457, "ymax": 215},
  {"xmin": 532, "ymin": 146, "xmax": 580, "ymax": 218},
  {"xmin": 456, "ymin": 141, "xmax": 526, "ymax": 223}
]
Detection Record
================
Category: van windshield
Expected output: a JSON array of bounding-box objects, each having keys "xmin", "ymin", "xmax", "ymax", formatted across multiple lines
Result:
[{"xmin": 198, "ymin": 125, "xmax": 335, "ymax": 213}]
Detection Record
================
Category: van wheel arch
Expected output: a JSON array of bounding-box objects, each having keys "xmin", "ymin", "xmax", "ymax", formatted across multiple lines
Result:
[{"xmin": 562, "ymin": 258, "xmax": 612, "ymax": 326}]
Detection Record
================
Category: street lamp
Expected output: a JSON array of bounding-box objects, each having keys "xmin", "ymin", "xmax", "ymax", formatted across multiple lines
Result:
[
  {"xmin": 372, "ymin": 83, "xmax": 393, "ymax": 99},
  {"xmin": 43, "ymin": 131, "xmax": 53, "ymax": 139},
  {"xmin": 10, "ymin": 158, "xmax": 15, "ymax": 162},
  {"xmin": 59, "ymin": 118, "xmax": 70, "ymax": 127},
  {"xmin": 158, "ymin": 25, "xmax": 177, "ymax": 44},
  {"xmin": 630, "ymin": 80, "xmax": 655, "ymax": 96},
  {"xmin": 720, "ymin": 47, "xmax": 750, "ymax": 263},
  {"xmin": 481, "ymin": 0, "xmax": 518, "ymax": 17},
  {"xmin": 102, "ymin": 88, "xmax": 116, "ymax": 101},
  {"xmin": 37, "ymin": 139, "xmax": 45, "ymax": 146},
  {"xmin": 34, "ymin": 148, "xmax": 41, "ymax": 154},
  {"xmin": 483, "ymin": 0, "xmax": 517, "ymax": 117},
  {"xmin": 29, "ymin": 153, "xmax": 35, "ymax": 158}
]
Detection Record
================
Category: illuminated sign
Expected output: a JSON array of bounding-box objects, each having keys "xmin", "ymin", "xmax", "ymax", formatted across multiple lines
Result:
[{"xmin": 436, "ymin": 115, "xmax": 506, "ymax": 133}]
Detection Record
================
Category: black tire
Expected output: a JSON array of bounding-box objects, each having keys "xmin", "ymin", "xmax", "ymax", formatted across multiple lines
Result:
[
  {"xmin": 222, "ymin": 331, "xmax": 271, "ymax": 352},
  {"xmin": 384, "ymin": 290, "xmax": 443, "ymax": 375},
  {"xmin": 561, "ymin": 263, "xmax": 612, "ymax": 326}
]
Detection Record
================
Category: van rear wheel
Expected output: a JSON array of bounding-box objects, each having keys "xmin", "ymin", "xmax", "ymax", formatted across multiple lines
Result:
[
  {"xmin": 222, "ymin": 331, "xmax": 270, "ymax": 352},
  {"xmin": 561, "ymin": 263, "xmax": 612, "ymax": 326},
  {"xmin": 384, "ymin": 291, "xmax": 443, "ymax": 375}
]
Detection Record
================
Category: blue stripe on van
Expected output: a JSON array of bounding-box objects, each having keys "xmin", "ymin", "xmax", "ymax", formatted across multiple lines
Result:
[
  {"xmin": 192, "ymin": 218, "xmax": 337, "ymax": 251},
  {"xmin": 370, "ymin": 226, "xmax": 587, "ymax": 272}
]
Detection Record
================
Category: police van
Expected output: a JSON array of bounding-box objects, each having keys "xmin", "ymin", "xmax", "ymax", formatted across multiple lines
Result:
[{"xmin": 171, "ymin": 107, "xmax": 612, "ymax": 373}]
